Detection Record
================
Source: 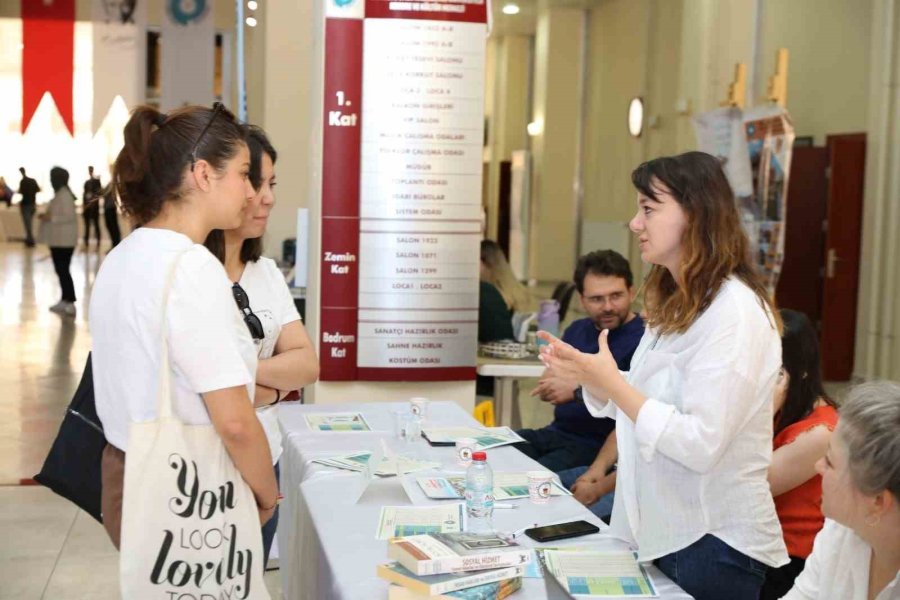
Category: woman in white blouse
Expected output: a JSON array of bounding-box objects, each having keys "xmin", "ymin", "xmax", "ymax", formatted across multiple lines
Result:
[
  {"xmin": 783, "ymin": 382, "xmax": 900, "ymax": 600},
  {"xmin": 204, "ymin": 126, "xmax": 319, "ymax": 565},
  {"xmin": 539, "ymin": 151, "xmax": 788, "ymax": 599}
]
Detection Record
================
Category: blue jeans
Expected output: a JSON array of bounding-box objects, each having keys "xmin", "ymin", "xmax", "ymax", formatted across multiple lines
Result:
[
  {"xmin": 655, "ymin": 535, "xmax": 768, "ymax": 600},
  {"xmin": 261, "ymin": 462, "xmax": 280, "ymax": 568},
  {"xmin": 558, "ymin": 465, "xmax": 615, "ymax": 523}
]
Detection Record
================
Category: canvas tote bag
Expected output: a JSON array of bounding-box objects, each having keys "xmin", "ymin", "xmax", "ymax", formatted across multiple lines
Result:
[{"xmin": 120, "ymin": 251, "xmax": 269, "ymax": 599}]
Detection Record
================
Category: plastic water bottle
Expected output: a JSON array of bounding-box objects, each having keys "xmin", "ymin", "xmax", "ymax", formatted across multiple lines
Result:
[
  {"xmin": 465, "ymin": 451, "xmax": 494, "ymax": 533},
  {"xmin": 536, "ymin": 300, "xmax": 560, "ymax": 346}
]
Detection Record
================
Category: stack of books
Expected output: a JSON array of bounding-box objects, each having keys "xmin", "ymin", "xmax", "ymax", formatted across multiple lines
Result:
[{"xmin": 378, "ymin": 532, "xmax": 530, "ymax": 599}]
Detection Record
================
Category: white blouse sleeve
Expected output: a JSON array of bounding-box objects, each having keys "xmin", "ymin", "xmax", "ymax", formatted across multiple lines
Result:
[
  {"xmin": 781, "ymin": 521, "xmax": 832, "ymax": 600},
  {"xmin": 633, "ymin": 311, "xmax": 776, "ymax": 473},
  {"xmin": 582, "ymin": 376, "xmax": 628, "ymax": 420}
]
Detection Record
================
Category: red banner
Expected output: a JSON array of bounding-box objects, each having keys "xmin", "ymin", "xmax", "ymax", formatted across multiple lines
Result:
[{"xmin": 22, "ymin": 0, "xmax": 75, "ymax": 135}]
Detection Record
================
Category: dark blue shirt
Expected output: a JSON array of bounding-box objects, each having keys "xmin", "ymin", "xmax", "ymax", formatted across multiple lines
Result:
[{"xmin": 547, "ymin": 314, "xmax": 645, "ymax": 443}]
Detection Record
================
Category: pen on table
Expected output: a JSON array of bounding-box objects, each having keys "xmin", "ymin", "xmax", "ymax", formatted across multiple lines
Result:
[
  {"xmin": 494, "ymin": 502, "xmax": 518, "ymax": 510},
  {"xmin": 508, "ymin": 523, "xmax": 539, "ymax": 538}
]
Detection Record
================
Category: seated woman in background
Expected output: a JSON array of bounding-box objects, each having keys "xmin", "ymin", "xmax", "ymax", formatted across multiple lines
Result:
[
  {"xmin": 475, "ymin": 240, "xmax": 528, "ymax": 396},
  {"xmin": 760, "ymin": 309, "xmax": 839, "ymax": 599},
  {"xmin": 478, "ymin": 239, "xmax": 528, "ymax": 341},
  {"xmin": 477, "ymin": 240, "xmax": 529, "ymax": 396},
  {"xmin": 783, "ymin": 381, "xmax": 900, "ymax": 599}
]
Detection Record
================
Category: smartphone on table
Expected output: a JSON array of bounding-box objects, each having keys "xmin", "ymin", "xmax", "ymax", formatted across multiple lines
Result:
[{"xmin": 524, "ymin": 520, "xmax": 600, "ymax": 543}]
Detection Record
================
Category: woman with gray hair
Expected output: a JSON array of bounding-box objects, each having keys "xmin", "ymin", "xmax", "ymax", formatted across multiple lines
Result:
[{"xmin": 783, "ymin": 381, "xmax": 900, "ymax": 599}]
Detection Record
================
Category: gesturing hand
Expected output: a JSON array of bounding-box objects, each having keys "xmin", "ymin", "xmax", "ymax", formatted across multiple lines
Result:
[
  {"xmin": 537, "ymin": 329, "xmax": 624, "ymax": 400},
  {"xmin": 530, "ymin": 375, "xmax": 577, "ymax": 405}
]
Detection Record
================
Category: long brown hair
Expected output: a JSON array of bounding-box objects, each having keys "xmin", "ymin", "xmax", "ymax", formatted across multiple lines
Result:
[{"xmin": 632, "ymin": 151, "xmax": 779, "ymax": 335}]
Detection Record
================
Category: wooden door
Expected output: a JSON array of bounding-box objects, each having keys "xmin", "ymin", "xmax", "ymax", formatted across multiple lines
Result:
[
  {"xmin": 776, "ymin": 146, "xmax": 829, "ymax": 323},
  {"xmin": 820, "ymin": 134, "xmax": 867, "ymax": 381}
]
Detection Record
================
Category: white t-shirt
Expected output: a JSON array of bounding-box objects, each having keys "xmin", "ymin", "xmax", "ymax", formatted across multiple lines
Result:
[
  {"xmin": 238, "ymin": 257, "xmax": 302, "ymax": 465},
  {"xmin": 90, "ymin": 228, "xmax": 257, "ymax": 452}
]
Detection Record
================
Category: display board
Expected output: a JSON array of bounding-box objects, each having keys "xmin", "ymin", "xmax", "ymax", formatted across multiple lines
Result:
[{"xmin": 319, "ymin": 0, "xmax": 487, "ymax": 381}]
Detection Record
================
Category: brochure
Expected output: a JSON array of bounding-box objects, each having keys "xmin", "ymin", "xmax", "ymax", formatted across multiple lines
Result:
[
  {"xmin": 305, "ymin": 412, "xmax": 371, "ymax": 432},
  {"xmin": 417, "ymin": 473, "xmax": 571, "ymax": 500},
  {"xmin": 313, "ymin": 452, "xmax": 439, "ymax": 477},
  {"xmin": 421, "ymin": 427, "xmax": 525, "ymax": 450},
  {"xmin": 541, "ymin": 550, "xmax": 658, "ymax": 598},
  {"xmin": 376, "ymin": 504, "xmax": 466, "ymax": 540}
]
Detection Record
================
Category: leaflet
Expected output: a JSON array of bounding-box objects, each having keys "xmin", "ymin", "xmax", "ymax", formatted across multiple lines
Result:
[
  {"xmin": 305, "ymin": 412, "xmax": 372, "ymax": 432},
  {"xmin": 541, "ymin": 550, "xmax": 658, "ymax": 598},
  {"xmin": 312, "ymin": 452, "xmax": 439, "ymax": 477},
  {"xmin": 417, "ymin": 473, "xmax": 571, "ymax": 500},
  {"xmin": 421, "ymin": 426, "xmax": 525, "ymax": 449},
  {"xmin": 376, "ymin": 503, "xmax": 466, "ymax": 540}
]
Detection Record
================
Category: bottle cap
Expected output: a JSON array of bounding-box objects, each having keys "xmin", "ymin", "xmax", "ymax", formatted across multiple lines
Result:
[{"xmin": 472, "ymin": 451, "xmax": 487, "ymax": 461}]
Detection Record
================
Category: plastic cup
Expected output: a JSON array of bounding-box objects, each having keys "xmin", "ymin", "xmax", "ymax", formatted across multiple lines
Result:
[
  {"xmin": 409, "ymin": 397, "xmax": 429, "ymax": 419},
  {"xmin": 455, "ymin": 437, "xmax": 478, "ymax": 467},
  {"xmin": 527, "ymin": 471, "xmax": 555, "ymax": 504}
]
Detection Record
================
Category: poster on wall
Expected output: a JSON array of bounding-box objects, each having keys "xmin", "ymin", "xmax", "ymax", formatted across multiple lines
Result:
[
  {"xmin": 743, "ymin": 105, "xmax": 795, "ymax": 294},
  {"xmin": 92, "ymin": 0, "xmax": 147, "ymax": 132},
  {"xmin": 693, "ymin": 105, "xmax": 794, "ymax": 294},
  {"xmin": 692, "ymin": 106, "xmax": 754, "ymax": 198},
  {"xmin": 318, "ymin": 0, "xmax": 487, "ymax": 381},
  {"xmin": 160, "ymin": 0, "xmax": 214, "ymax": 110}
]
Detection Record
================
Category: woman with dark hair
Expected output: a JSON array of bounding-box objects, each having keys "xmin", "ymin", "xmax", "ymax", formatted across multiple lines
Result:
[
  {"xmin": 204, "ymin": 126, "xmax": 319, "ymax": 566},
  {"xmin": 760, "ymin": 309, "xmax": 838, "ymax": 599},
  {"xmin": 89, "ymin": 104, "xmax": 278, "ymax": 559},
  {"xmin": 41, "ymin": 166, "xmax": 78, "ymax": 315},
  {"xmin": 539, "ymin": 151, "xmax": 788, "ymax": 599}
]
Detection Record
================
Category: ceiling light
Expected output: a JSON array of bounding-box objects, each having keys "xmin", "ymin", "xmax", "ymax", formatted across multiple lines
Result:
[
  {"xmin": 245, "ymin": 16, "xmax": 258, "ymax": 27},
  {"xmin": 502, "ymin": 3, "xmax": 520, "ymax": 15},
  {"xmin": 247, "ymin": 0, "xmax": 258, "ymax": 10}
]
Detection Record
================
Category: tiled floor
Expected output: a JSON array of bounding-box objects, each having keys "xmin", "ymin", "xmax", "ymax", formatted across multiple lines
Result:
[{"xmin": 0, "ymin": 241, "xmax": 281, "ymax": 599}]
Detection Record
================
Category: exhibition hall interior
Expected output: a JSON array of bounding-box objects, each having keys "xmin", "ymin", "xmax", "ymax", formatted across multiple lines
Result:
[{"xmin": 1, "ymin": 0, "xmax": 899, "ymax": 599}]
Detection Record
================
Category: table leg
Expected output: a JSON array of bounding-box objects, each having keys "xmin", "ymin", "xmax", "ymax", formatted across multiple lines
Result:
[{"xmin": 494, "ymin": 377, "xmax": 516, "ymax": 428}]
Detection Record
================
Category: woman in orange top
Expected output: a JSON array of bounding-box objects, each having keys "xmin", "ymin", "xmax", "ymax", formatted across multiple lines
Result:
[{"xmin": 760, "ymin": 309, "xmax": 839, "ymax": 600}]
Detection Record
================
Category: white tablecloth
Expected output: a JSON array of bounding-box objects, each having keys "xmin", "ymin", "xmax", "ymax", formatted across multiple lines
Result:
[{"xmin": 276, "ymin": 401, "xmax": 691, "ymax": 600}]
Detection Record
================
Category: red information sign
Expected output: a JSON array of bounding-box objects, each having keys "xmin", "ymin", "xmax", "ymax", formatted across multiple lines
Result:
[{"xmin": 319, "ymin": 0, "xmax": 486, "ymax": 381}]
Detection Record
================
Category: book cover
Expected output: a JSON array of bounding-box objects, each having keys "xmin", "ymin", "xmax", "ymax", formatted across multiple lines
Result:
[
  {"xmin": 387, "ymin": 533, "xmax": 531, "ymax": 576},
  {"xmin": 377, "ymin": 562, "xmax": 525, "ymax": 595},
  {"xmin": 387, "ymin": 576, "xmax": 523, "ymax": 600}
]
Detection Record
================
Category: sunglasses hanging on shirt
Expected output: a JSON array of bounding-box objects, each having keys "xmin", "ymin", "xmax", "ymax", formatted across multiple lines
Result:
[{"xmin": 232, "ymin": 283, "xmax": 265, "ymax": 341}]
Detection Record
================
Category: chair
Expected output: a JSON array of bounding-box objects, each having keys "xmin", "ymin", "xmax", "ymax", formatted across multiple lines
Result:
[
  {"xmin": 473, "ymin": 399, "xmax": 495, "ymax": 427},
  {"xmin": 552, "ymin": 281, "xmax": 577, "ymax": 323}
]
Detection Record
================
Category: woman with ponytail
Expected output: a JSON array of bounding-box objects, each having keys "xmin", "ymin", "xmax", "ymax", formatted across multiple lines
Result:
[{"xmin": 89, "ymin": 104, "xmax": 278, "ymax": 555}]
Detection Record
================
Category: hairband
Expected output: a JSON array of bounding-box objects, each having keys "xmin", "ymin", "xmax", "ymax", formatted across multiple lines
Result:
[{"xmin": 153, "ymin": 112, "xmax": 168, "ymax": 128}]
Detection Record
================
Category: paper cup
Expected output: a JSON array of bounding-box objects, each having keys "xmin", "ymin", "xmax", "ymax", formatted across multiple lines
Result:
[
  {"xmin": 527, "ymin": 471, "xmax": 555, "ymax": 504},
  {"xmin": 409, "ymin": 397, "xmax": 429, "ymax": 419},
  {"xmin": 455, "ymin": 437, "xmax": 478, "ymax": 467}
]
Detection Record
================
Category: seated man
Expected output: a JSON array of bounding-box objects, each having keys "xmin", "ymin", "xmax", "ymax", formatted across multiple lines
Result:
[{"xmin": 514, "ymin": 250, "xmax": 644, "ymax": 473}]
